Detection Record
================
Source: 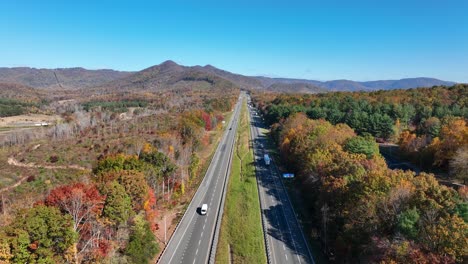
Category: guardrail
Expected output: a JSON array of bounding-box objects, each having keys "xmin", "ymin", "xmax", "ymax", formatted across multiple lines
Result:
[
  {"xmin": 156, "ymin": 101, "xmax": 241, "ymax": 264},
  {"xmin": 270, "ymin": 147, "xmax": 316, "ymax": 264},
  {"xmin": 249, "ymin": 102, "xmax": 315, "ymax": 263},
  {"xmin": 155, "ymin": 135, "xmax": 223, "ymax": 264},
  {"xmin": 250, "ymin": 104, "xmax": 315, "ymax": 264},
  {"xmin": 208, "ymin": 110, "xmax": 238, "ymax": 263},
  {"xmin": 249, "ymin": 109, "xmax": 272, "ymax": 264}
]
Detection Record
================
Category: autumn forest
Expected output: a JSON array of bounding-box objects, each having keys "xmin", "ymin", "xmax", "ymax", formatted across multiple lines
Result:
[{"xmin": 252, "ymin": 84, "xmax": 467, "ymax": 263}]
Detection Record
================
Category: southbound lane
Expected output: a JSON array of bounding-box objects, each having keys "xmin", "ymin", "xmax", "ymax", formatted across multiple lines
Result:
[
  {"xmin": 158, "ymin": 93, "xmax": 244, "ymax": 264},
  {"xmin": 248, "ymin": 97, "xmax": 315, "ymax": 264}
]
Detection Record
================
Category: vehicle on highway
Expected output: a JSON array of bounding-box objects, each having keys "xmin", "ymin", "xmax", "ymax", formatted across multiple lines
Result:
[
  {"xmin": 264, "ymin": 154, "xmax": 271, "ymax": 165},
  {"xmin": 200, "ymin": 203, "xmax": 208, "ymax": 215}
]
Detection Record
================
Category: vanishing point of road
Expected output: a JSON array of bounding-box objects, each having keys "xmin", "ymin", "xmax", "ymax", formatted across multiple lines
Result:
[
  {"xmin": 158, "ymin": 93, "xmax": 243, "ymax": 264},
  {"xmin": 158, "ymin": 92, "xmax": 315, "ymax": 264}
]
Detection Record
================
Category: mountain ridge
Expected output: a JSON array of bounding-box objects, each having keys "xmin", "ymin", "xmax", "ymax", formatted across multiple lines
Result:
[
  {"xmin": 0, "ymin": 61, "xmax": 457, "ymax": 93},
  {"xmin": 0, "ymin": 67, "xmax": 132, "ymax": 89},
  {"xmin": 90, "ymin": 61, "xmax": 239, "ymax": 93}
]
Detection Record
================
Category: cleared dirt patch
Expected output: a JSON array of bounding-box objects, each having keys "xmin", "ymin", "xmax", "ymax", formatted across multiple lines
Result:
[{"xmin": 7, "ymin": 156, "xmax": 89, "ymax": 171}]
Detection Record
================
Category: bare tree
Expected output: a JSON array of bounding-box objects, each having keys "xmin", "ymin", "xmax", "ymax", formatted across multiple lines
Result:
[
  {"xmin": 450, "ymin": 146, "xmax": 468, "ymax": 184},
  {"xmin": 130, "ymin": 138, "xmax": 146, "ymax": 157},
  {"xmin": 45, "ymin": 184, "xmax": 104, "ymax": 262}
]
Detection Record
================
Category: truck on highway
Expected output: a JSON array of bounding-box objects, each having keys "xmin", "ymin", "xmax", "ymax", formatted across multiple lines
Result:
[{"xmin": 264, "ymin": 154, "xmax": 270, "ymax": 165}]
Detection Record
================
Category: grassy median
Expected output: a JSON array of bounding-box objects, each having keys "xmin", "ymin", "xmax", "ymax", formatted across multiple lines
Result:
[{"xmin": 216, "ymin": 101, "xmax": 266, "ymax": 264}]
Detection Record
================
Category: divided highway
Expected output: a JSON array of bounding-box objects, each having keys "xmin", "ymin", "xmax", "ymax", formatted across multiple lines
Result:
[
  {"xmin": 158, "ymin": 93, "xmax": 244, "ymax": 264},
  {"xmin": 248, "ymin": 96, "xmax": 315, "ymax": 264}
]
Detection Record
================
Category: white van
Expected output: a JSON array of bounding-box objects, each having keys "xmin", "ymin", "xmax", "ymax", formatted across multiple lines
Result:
[{"xmin": 201, "ymin": 204, "xmax": 208, "ymax": 215}]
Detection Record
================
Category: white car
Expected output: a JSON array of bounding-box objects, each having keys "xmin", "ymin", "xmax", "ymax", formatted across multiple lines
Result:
[{"xmin": 201, "ymin": 204, "xmax": 208, "ymax": 215}]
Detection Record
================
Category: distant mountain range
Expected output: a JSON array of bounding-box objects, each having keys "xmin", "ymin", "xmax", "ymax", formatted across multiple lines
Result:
[
  {"xmin": 250, "ymin": 76, "xmax": 455, "ymax": 92},
  {"xmin": 0, "ymin": 67, "xmax": 131, "ymax": 90},
  {"xmin": 0, "ymin": 61, "xmax": 457, "ymax": 94},
  {"xmin": 0, "ymin": 82, "xmax": 45, "ymax": 101}
]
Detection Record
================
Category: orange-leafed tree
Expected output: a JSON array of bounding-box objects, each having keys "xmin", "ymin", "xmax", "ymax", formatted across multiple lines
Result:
[
  {"xmin": 144, "ymin": 188, "xmax": 158, "ymax": 232},
  {"xmin": 419, "ymin": 215, "xmax": 468, "ymax": 262},
  {"xmin": 433, "ymin": 118, "xmax": 468, "ymax": 167}
]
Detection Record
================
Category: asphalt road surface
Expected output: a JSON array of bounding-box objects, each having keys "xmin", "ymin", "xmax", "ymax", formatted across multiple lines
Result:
[
  {"xmin": 158, "ymin": 93, "xmax": 243, "ymax": 264},
  {"xmin": 248, "ymin": 97, "xmax": 315, "ymax": 264}
]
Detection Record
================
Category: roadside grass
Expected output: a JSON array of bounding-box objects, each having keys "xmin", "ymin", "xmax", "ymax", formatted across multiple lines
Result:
[
  {"xmin": 171, "ymin": 111, "xmax": 232, "ymax": 214},
  {"xmin": 154, "ymin": 110, "xmax": 234, "ymax": 261},
  {"xmin": 170, "ymin": 131, "xmax": 223, "ymax": 227},
  {"xmin": 216, "ymin": 101, "xmax": 266, "ymax": 264}
]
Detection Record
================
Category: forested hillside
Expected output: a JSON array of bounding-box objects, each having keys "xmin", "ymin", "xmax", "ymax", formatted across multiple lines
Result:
[
  {"xmin": 251, "ymin": 85, "xmax": 468, "ymax": 262},
  {"xmin": 0, "ymin": 85, "xmax": 238, "ymax": 263},
  {"xmin": 0, "ymin": 62, "xmax": 456, "ymax": 93},
  {"xmin": 272, "ymin": 113, "xmax": 467, "ymax": 262},
  {"xmin": 0, "ymin": 67, "xmax": 132, "ymax": 89},
  {"xmin": 254, "ymin": 84, "xmax": 468, "ymax": 175}
]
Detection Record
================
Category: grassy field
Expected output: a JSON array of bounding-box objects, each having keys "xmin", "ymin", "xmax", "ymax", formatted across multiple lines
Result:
[{"xmin": 216, "ymin": 101, "xmax": 266, "ymax": 264}]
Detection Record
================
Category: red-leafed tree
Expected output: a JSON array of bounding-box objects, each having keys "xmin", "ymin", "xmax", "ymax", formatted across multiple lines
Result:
[
  {"xmin": 45, "ymin": 183, "xmax": 106, "ymax": 260},
  {"xmin": 45, "ymin": 183, "xmax": 105, "ymax": 233},
  {"xmin": 201, "ymin": 111, "xmax": 212, "ymax": 131}
]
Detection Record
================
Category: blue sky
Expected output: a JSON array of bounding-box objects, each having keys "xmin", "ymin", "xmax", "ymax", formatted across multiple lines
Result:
[{"xmin": 1, "ymin": 0, "xmax": 467, "ymax": 82}]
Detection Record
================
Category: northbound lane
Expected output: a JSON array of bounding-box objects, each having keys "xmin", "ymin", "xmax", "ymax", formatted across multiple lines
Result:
[{"xmin": 158, "ymin": 93, "xmax": 244, "ymax": 264}]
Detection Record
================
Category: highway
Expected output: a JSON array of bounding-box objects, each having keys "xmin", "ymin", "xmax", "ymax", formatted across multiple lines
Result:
[
  {"xmin": 248, "ymin": 96, "xmax": 315, "ymax": 264},
  {"xmin": 158, "ymin": 93, "xmax": 244, "ymax": 264}
]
